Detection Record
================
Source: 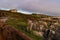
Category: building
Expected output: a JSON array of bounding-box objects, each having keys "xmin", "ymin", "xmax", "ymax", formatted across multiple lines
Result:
[{"xmin": 9, "ymin": 9, "xmax": 17, "ymax": 12}]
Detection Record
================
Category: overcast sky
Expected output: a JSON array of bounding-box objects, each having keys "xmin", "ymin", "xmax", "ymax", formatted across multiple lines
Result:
[{"xmin": 0, "ymin": 0, "xmax": 60, "ymax": 16}]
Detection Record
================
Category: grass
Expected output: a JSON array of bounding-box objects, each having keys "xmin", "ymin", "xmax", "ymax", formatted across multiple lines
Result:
[
  {"xmin": 14, "ymin": 26, "xmax": 44, "ymax": 40},
  {"xmin": 6, "ymin": 18, "xmax": 44, "ymax": 40}
]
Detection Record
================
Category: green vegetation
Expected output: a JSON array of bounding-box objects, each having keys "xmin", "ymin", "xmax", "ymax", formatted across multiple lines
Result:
[
  {"xmin": 6, "ymin": 18, "xmax": 44, "ymax": 40},
  {"xmin": 0, "ymin": 10, "xmax": 53, "ymax": 40}
]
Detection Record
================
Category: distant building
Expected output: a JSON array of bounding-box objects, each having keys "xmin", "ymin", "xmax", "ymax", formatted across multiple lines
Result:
[{"xmin": 9, "ymin": 9, "xmax": 17, "ymax": 12}]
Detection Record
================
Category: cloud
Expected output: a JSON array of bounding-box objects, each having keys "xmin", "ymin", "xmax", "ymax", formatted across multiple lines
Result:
[{"xmin": 0, "ymin": 0, "xmax": 60, "ymax": 16}]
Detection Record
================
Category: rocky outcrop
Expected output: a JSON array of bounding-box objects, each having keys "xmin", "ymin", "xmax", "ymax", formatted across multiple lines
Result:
[{"xmin": 27, "ymin": 19, "xmax": 47, "ymax": 31}]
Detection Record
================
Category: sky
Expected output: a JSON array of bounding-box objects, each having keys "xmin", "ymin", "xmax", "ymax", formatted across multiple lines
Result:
[{"xmin": 0, "ymin": 0, "xmax": 60, "ymax": 16}]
